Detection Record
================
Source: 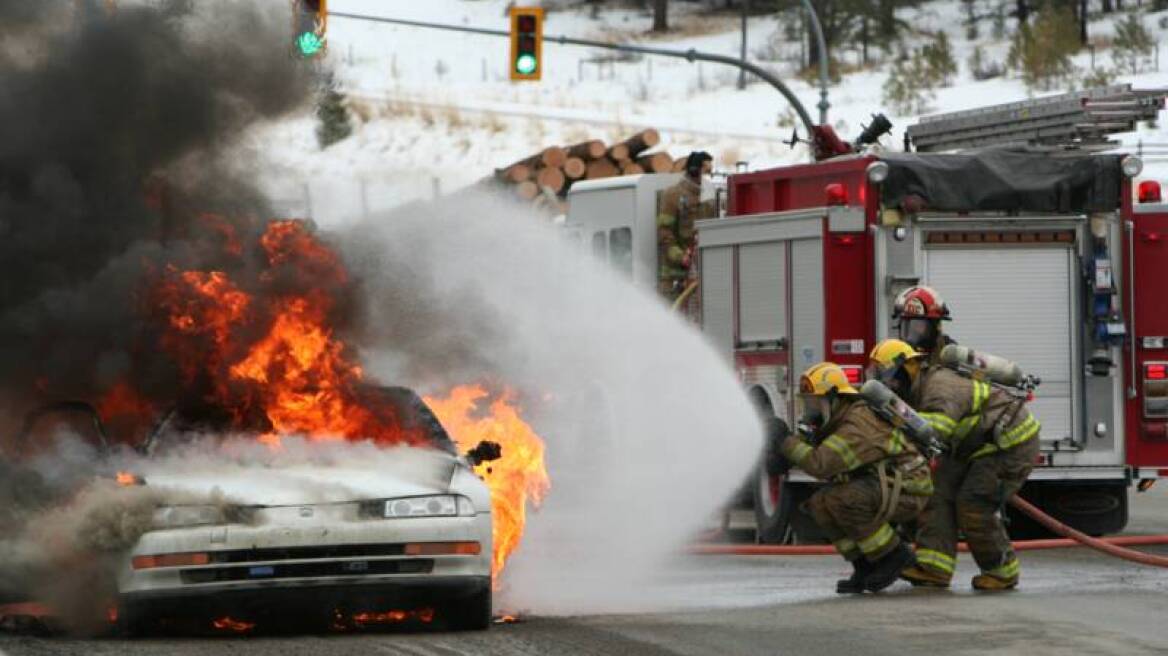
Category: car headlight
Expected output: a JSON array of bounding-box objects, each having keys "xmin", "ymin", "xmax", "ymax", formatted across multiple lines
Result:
[
  {"xmin": 152, "ymin": 505, "xmax": 226, "ymax": 529},
  {"xmin": 383, "ymin": 495, "xmax": 475, "ymax": 519}
]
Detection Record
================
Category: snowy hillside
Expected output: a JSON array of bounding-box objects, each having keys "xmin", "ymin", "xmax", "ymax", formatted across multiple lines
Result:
[{"xmin": 250, "ymin": 0, "xmax": 1168, "ymax": 223}]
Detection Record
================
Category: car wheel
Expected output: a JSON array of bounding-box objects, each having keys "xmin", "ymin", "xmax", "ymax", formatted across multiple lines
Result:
[{"xmin": 446, "ymin": 587, "xmax": 491, "ymax": 631}]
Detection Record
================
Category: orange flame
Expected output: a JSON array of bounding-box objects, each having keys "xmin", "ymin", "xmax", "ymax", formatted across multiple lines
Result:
[
  {"xmin": 211, "ymin": 616, "xmax": 255, "ymax": 633},
  {"xmin": 115, "ymin": 471, "xmax": 142, "ymax": 487},
  {"xmin": 123, "ymin": 220, "xmax": 549, "ymax": 585},
  {"xmin": 424, "ymin": 385, "xmax": 550, "ymax": 584},
  {"xmin": 350, "ymin": 607, "xmax": 435, "ymax": 626}
]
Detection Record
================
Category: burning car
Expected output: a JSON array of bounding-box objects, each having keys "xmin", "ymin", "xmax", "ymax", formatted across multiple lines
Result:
[{"xmin": 5, "ymin": 388, "xmax": 500, "ymax": 634}]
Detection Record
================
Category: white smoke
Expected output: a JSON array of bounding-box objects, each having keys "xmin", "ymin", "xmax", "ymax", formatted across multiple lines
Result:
[{"xmin": 342, "ymin": 192, "xmax": 763, "ymax": 614}]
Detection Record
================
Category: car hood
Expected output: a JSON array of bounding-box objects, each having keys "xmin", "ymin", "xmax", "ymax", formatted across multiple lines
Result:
[{"xmin": 135, "ymin": 445, "xmax": 480, "ymax": 507}]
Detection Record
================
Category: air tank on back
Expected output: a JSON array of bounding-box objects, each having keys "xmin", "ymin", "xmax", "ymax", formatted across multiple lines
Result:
[
  {"xmin": 939, "ymin": 344, "xmax": 1025, "ymax": 387},
  {"xmin": 859, "ymin": 379, "xmax": 934, "ymax": 443}
]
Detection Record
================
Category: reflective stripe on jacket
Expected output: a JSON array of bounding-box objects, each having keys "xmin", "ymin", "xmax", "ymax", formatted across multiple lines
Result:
[
  {"xmin": 913, "ymin": 366, "xmax": 1040, "ymax": 460},
  {"xmin": 779, "ymin": 399, "xmax": 933, "ymax": 495}
]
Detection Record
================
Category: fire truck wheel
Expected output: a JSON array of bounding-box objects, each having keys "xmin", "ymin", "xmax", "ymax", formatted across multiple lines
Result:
[
  {"xmin": 783, "ymin": 482, "xmax": 830, "ymax": 544},
  {"xmin": 1007, "ymin": 482, "xmax": 1129, "ymax": 539},
  {"xmin": 753, "ymin": 465, "xmax": 793, "ymax": 544}
]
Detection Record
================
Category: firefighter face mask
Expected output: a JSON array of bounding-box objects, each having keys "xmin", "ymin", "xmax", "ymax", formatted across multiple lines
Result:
[
  {"xmin": 868, "ymin": 361, "xmax": 913, "ymax": 398},
  {"xmin": 898, "ymin": 318, "xmax": 939, "ymax": 351},
  {"xmin": 798, "ymin": 394, "xmax": 833, "ymax": 430}
]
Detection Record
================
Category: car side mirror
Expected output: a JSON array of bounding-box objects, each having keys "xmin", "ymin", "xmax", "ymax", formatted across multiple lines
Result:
[{"xmin": 466, "ymin": 440, "xmax": 502, "ymax": 465}]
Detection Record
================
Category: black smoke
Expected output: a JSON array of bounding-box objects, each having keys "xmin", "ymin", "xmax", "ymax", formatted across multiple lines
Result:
[{"xmin": 0, "ymin": 0, "xmax": 314, "ymax": 444}]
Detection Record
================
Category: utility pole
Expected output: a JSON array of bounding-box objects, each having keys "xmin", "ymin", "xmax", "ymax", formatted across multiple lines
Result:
[{"xmin": 737, "ymin": 0, "xmax": 749, "ymax": 90}]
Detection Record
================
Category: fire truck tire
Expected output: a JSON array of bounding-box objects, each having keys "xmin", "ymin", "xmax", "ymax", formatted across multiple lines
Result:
[
  {"xmin": 784, "ymin": 483, "xmax": 830, "ymax": 544},
  {"xmin": 1008, "ymin": 482, "xmax": 1129, "ymax": 538},
  {"xmin": 753, "ymin": 466, "xmax": 793, "ymax": 544}
]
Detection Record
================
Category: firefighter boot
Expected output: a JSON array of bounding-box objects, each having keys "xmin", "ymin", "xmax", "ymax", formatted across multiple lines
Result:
[
  {"xmin": 836, "ymin": 559, "xmax": 874, "ymax": 594},
  {"xmin": 900, "ymin": 564, "xmax": 951, "ymax": 588},
  {"xmin": 972, "ymin": 573, "xmax": 1018, "ymax": 590},
  {"xmin": 863, "ymin": 543, "xmax": 916, "ymax": 592},
  {"xmin": 971, "ymin": 561, "xmax": 1020, "ymax": 591}
]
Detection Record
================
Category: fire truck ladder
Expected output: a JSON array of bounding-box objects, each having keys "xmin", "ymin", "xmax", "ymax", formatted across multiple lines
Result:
[{"xmin": 907, "ymin": 84, "xmax": 1168, "ymax": 152}]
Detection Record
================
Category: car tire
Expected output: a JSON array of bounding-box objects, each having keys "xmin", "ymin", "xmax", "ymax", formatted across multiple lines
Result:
[{"xmin": 447, "ymin": 586, "xmax": 492, "ymax": 631}]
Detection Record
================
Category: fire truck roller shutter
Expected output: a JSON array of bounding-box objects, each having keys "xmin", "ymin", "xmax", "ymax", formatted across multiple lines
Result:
[
  {"xmin": 923, "ymin": 246, "xmax": 1077, "ymax": 446},
  {"xmin": 790, "ymin": 239, "xmax": 825, "ymax": 373},
  {"xmin": 701, "ymin": 246, "xmax": 735, "ymax": 364},
  {"xmin": 738, "ymin": 243, "xmax": 788, "ymax": 344}
]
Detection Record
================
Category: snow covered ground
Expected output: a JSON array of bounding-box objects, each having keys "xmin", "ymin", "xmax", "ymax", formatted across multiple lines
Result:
[{"xmin": 249, "ymin": 0, "xmax": 1168, "ymax": 224}]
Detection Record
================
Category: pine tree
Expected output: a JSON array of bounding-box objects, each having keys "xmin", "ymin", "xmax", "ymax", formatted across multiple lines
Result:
[
  {"xmin": 922, "ymin": 30, "xmax": 958, "ymax": 86},
  {"xmin": 968, "ymin": 45, "xmax": 1004, "ymax": 80},
  {"xmin": 1111, "ymin": 13, "xmax": 1154, "ymax": 74},
  {"xmin": 1006, "ymin": 4, "xmax": 1078, "ymax": 91},
  {"xmin": 316, "ymin": 76, "xmax": 353, "ymax": 149},
  {"xmin": 883, "ymin": 49, "xmax": 935, "ymax": 115}
]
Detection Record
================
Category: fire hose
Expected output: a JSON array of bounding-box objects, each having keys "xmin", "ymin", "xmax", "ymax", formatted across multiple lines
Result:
[{"xmin": 693, "ymin": 495, "xmax": 1168, "ymax": 568}]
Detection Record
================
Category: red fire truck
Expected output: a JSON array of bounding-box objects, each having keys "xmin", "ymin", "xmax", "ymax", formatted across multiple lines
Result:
[{"xmin": 566, "ymin": 86, "xmax": 1168, "ymax": 542}]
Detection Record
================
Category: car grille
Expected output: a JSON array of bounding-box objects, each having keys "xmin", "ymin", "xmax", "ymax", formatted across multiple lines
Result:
[
  {"xmin": 180, "ymin": 558, "xmax": 434, "ymax": 584},
  {"xmin": 205, "ymin": 543, "xmax": 409, "ymax": 564}
]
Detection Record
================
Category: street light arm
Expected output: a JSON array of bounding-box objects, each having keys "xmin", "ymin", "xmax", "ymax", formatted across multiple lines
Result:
[
  {"xmin": 328, "ymin": 11, "xmax": 817, "ymax": 137},
  {"xmin": 798, "ymin": 0, "xmax": 830, "ymax": 125}
]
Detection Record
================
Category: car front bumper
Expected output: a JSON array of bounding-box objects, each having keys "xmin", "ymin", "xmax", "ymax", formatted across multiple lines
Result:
[
  {"xmin": 118, "ymin": 512, "xmax": 492, "ymax": 601},
  {"xmin": 118, "ymin": 575, "xmax": 490, "ymax": 630}
]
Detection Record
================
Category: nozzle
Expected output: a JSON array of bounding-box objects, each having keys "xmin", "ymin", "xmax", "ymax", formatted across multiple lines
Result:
[{"xmin": 855, "ymin": 114, "xmax": 893, "ymax": 147}]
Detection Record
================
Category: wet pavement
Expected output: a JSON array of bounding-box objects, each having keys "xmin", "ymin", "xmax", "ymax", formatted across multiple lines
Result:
[{"xmin": 3, "ymin": 485, "xmax": 1167, "ymax": 655}]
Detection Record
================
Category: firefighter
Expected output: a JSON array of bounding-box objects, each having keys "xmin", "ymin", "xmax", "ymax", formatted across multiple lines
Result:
[
  {"xmin": 892, "ymin": 285, "xmax": 953, "ymax": 364},
  {"xmin": 773, "ymin": 362, "xmax": 933, "ymax": 594},
  {"xmin": 656, "ymin": 151, "xmax": 713, "ymax": 299},
  {"xmin": 867, "ymin": 338, "xmax": 1041, "ymax": 591}
]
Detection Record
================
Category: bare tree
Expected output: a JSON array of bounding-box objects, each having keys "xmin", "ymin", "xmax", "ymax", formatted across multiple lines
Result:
[{"xmin": 653, "ymin": 0, "xmax": 668, "ymax": 32}]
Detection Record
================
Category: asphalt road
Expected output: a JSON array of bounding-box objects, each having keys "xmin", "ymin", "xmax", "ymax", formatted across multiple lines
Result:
[{"xmin": 4, "ymin": 486, "xmax": 1168, "ymax": 656}]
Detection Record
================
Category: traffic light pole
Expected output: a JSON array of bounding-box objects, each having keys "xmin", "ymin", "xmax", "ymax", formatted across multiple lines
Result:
[{"xmin": 328, "ymin": 11, "xmax": 817, "ymax": 137}]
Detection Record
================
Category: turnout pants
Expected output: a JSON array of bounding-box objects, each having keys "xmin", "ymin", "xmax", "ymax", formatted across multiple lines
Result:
[
  {"xmin": 808, "ymin": 476, "xmax": 929, "ymax": 563},
  {"xmin": 914, "ymin": 437, "xmax": 1040, "ymax": 581}
]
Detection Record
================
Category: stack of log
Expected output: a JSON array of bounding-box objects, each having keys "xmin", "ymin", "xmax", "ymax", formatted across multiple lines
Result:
[{"xmin": 488, "ymin": 129, "xmax": 686, "ymax": 207}]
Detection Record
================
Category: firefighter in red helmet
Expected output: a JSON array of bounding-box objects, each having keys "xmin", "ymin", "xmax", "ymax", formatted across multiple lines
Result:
[{"xmin": 892, "ymin": 285, "xmax": 952, "ymax": 364}]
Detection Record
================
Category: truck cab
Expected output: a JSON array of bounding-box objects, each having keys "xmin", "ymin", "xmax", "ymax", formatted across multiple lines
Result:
[{"xmin": 564, "ymin": 173, "xmax": 681, "ymax": 288}]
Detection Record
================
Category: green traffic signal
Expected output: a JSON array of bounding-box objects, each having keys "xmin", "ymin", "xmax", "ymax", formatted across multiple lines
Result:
[
  {"xmin": 296, "ymin": 31, "xmax": 324, "ymax": 57},
  {"xmin": 515, "ymin": 53, "xmax": 537, "ymax": 75}
]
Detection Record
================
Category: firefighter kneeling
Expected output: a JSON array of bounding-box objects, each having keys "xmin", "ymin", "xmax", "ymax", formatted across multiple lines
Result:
[
  {"xmin": 771, "ymin": 362, "xmax": 933, "ymax": 593},
  {"xmin": 868, "ymin": 339, "xmax": 1040, "ymax": 591}
]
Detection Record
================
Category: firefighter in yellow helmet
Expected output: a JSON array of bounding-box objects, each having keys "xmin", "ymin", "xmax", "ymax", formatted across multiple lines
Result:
[
  {"xmin": 868, "ymin": 338, "xmax": 1041, "ymax": 591},
  {"xmin": 775, "ymin": 362, "xmax": 933, "ymax": 593}
]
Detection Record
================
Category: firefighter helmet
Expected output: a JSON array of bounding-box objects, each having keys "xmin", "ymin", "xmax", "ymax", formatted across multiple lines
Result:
[
  {"xmin": 867, "ymin": 339, "xmax": 925, "ymax": 397},
  {"xmin": 892, "ymin": 285, "xmax": 951, "ymax": 321},
  {"xmin": 868, "ymin": 339, "xmax": 925, "ymax": 374},
  {"xmin": 799, "ymin": 362, "xmax": 859, "ymax": 397}
]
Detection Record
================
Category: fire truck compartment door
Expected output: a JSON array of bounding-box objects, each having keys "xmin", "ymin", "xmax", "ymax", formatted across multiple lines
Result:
[
  {"xmin": 738, "ymin": 243, "xmax": 787, "ymax": 343},
  {"xmin": 701, "ymin": 246, "xmax": 735, "ymax": 363},
  {"xmin": 790, "ymin": 238, "xmax": 825, "ymax": 371},
  {"xmin": 923, "ymin": 246, "xmax": 1077, "ymax": 445}
]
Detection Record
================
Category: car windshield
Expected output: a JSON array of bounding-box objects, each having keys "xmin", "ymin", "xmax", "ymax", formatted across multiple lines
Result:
[{"xmin": 144, "ymin": 386, "xmax": 458, "ymax": 456}]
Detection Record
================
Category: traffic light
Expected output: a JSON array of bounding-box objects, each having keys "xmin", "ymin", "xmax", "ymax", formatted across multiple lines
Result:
[
  {"xmin": 292, "ymin": 0, "xmax": 327, "ymax": 58},
  {"xmin": 509, "ymin": 7, "xmax": 543, "ymax": 81}
]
